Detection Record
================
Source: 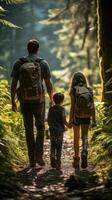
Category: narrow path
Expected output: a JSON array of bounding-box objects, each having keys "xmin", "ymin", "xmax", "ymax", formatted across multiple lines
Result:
[{"xmin": 7, "ymin": 135, "xmax": 112, "ymax": 200}]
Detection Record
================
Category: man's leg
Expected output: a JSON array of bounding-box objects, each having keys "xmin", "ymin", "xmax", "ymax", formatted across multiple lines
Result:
[
  {"xmin": 34, "ymin": 102, "xmax": 45, "ymax": 166},
  {"xmin": 22, "ymin": 110, "xmax": 35, "ymax": 167}
]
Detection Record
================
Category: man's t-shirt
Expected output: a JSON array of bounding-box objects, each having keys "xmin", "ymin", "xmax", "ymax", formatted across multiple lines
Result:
[
  {"xmin": 48, "ymin": 105, "xmax": 65, "ymax": 131},
  {"xmin": 11, "ymin": 54, "xmax": 51, "ymax": 103}
]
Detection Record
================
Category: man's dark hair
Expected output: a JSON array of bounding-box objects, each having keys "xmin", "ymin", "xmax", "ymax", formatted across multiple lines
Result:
[
  {"xmin": 27, "ymin": 39, "xmax": 39, "ymax": 54},
  {"xmin": 53, "ymin": 93, "xmax": 64, "ymax": 104}
]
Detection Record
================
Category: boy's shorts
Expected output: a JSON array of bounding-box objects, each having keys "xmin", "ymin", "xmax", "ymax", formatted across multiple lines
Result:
[
  {"xmin": 49, "ymin": 127, "xmax": 63, "ymax": 140},
  {"xmin": 73, "ymin": 117, "xmax": 90, "ymax": 126}
]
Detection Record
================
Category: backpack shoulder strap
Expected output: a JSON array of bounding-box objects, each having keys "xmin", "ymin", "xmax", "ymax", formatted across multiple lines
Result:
[
  {"xmin": 19, "ymin": 57, "xmax": 29, "ymax": 64},
  {"xmin": 19, "ymin": 57, "xmax": 44, "ymax": 67},
  {"xmin": 35, "ymin": 58, "xmax": 44, "ymax": 64}
]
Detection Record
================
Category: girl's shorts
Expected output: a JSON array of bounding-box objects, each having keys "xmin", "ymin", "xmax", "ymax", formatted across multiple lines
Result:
[{"xmin": 73, "ymin": 117, "xmax": 90, "ymax": 125}]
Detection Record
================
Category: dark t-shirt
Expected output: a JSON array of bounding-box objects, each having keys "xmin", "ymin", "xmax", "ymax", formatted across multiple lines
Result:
[
  {"xmin": 48, "ymin": 105, "xmax": 65, "ymax": 131},
  {"xmin": 11, "ymin": 54, "xmax": 51, "ymax": 103}
]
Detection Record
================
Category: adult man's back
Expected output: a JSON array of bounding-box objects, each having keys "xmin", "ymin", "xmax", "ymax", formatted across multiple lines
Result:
[{"xmin": 11, "ymin": 39, "xmax": 53, "ymax": 167}]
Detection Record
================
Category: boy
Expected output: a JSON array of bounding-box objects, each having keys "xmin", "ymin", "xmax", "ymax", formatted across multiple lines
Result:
[{"xmin": 48, "ymin": 93, "xmax": 69, "ymax": 169}]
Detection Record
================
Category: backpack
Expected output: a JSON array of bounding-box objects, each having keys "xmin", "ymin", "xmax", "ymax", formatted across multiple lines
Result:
[
  {"xmin": 73, "ymin": 85, "xmax": 94, "ymax": 116},
  {"xmin": 18, "ymin": 58, "xmax": 43, "ymax": 100}
]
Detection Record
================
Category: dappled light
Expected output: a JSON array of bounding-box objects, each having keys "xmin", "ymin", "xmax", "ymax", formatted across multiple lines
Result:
[{"xmin": 0, "ymin": 0, "xmax": 112, "ymax": 200}]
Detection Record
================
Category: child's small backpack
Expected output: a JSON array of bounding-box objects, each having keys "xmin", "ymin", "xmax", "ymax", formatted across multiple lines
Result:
[
  {"xmin": 73, "ymin": 85, "xmax": 94, "ymax": 116},
  {"xmin": 18, "ymin": 58, "xmax": 43, "ymax": 101}
]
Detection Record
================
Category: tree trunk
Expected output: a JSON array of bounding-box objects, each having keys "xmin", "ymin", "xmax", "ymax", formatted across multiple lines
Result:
[
  {"xmin": 87, "ymin": 47, "xmax": 92, "ymax": 85},
  {"xmin": 97, "ymin": 0, "xmax": 112, "ymax": 105}
]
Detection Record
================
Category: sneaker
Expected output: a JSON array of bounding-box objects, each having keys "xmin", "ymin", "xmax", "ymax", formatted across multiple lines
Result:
[
  {"xmin": 56, "ymin": 160, "xmax": 61, "ymax": 170},
  {"xmin": 50, "ymin": 157, "xmax": 56, "ymax": 168},
  {"xmin": 72, "ymin": 156, "xmax": 80, "ymax": 169},
  {"xmin": 81, "ymin": 150, "xmax": 88, "ymax": 169},
  {"xmin": 36, "ymin": 157, "xmax": 45, "ymax": 166},
  {"xmin": 30, "ymin": 162, "xmax": 36, "ymax": 168}
]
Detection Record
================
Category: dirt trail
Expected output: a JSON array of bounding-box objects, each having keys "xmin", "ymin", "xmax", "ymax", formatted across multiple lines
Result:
[
  {"xmin": 3, "ymin": 135, "xmax": 112, "ymax": 200},
  {"xmin": 12, "ymin": 136, "xmax": 111, "ymax": 200}
]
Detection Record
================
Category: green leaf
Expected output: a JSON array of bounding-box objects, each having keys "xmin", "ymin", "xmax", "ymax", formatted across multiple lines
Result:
[
  {"xmin": 5, "ymin": 0, "xmax": 27, "ymax": 4},
  {"xmin": 105, "ymin": 77, "xmax": 112, "ymax": 87},
  {"xmin": 0, "ymin": 6, "xmax": 6, "ymax": 12},
  {"xmin": 0, "ymin": 19, "xmax": 22, "ymax": 28}
]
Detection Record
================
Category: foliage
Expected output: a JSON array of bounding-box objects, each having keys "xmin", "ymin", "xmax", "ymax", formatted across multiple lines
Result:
[
  {"xmin": 90, "ymin": 99, "xmax": 112, "ymax": 182},
  {"xmin": 42, "ymin": 0, "xmax": 99, "ymax": 86},
  {"xmin": 0, "ymin": 0, "xmax": 61, "ymax": 81},
  {"xmin": 0, "ymin": 0, "xmax": 25, "ymax": 27},
  {"xmin": 0, "ymin": 79, "xmax": 26, "ymax": 175}
]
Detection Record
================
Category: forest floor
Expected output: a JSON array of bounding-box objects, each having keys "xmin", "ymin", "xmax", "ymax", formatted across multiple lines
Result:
[{"xmin": 1, "ymin": 134, "xmax": 112, "ymax": 200}]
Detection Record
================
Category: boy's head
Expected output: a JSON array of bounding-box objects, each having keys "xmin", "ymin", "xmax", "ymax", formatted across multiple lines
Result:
[{"xmin": 53, "ymin": 93, "xmax": 64, "ymax": 105}]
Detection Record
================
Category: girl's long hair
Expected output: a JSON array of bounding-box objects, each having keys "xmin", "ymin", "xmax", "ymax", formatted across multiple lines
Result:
[{"xmin": 69, "ymin": 71, "xmax": 88, "ymax": 94}]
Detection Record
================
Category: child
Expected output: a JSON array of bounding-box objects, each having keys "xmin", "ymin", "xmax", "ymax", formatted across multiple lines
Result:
[
  {"xmin": 69, "ymin": 72, "xmax": 96, "ymax": 169},
  {"xmin": 48, "ymin": 92, "xmax": 69, "ymax": 169}
]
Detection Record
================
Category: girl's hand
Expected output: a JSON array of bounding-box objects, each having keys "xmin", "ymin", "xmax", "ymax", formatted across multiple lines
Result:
[{"xmin": 68, "ymin": 123, "xmax": 73, "ymax": 128}]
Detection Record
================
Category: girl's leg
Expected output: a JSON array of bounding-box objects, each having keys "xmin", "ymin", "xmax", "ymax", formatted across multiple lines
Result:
[
  {"xmin": 73, "ymin": 125, "xmax": 80, "ymax": 168},
  {"xmin": 81, "ymin": 124, "xmax": 89, "ymax": 151},
  {"xmin": 81, "ymin": 124, "xmax": 89, "ymax": 168},
  {"xmin": 73, "ymin": 125, "xmax": 80, "ymax": 157}
]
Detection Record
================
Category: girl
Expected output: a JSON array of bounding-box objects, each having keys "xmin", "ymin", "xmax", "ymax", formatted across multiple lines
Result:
[{"xmin": 69, "ymin": 72, "xmax": 96, "ymax": 169}]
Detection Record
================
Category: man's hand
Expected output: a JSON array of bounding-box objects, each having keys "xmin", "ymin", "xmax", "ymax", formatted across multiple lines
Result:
[
  {"xmin": 49, "ymin": 99, "xmax": 54, "ymax": 107},
  {"xmin": 12, "ymin": 101, "xmax": 17, "ymax": 112}
]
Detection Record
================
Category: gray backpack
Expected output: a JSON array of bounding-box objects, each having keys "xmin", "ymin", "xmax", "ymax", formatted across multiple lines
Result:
[
  {"xmin": 74, "ymin": 86, "xmax": 94, "ymax": 116},
  {"xmin": 19, "ymin": 58, "xmax": 42, "ymax": 100}
]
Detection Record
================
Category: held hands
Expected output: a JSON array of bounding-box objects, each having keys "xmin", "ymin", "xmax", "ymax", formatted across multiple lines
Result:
[{"xmin": 68, "ymin": 122, "xmax": 73, "ymax": 128}]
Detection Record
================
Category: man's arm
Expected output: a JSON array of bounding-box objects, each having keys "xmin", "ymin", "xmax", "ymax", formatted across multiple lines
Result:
[
  {"xmin": 11, "ymin": 77, "xmax": 18, "ymax": 112},
  {"xmin": 44, "ymin": 79, "xmax": 53, "ymax": 105}
]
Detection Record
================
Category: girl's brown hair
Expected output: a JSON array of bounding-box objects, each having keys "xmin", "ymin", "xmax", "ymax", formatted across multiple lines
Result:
[{"xmin": 69, "ymin": 71, "xmax": 88, "ymax": 94}]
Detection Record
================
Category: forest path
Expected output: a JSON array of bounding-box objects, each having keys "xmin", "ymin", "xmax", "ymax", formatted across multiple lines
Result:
[{"xmin": 14, "ymin": 135, "xmax": 112, "ymax": 200}]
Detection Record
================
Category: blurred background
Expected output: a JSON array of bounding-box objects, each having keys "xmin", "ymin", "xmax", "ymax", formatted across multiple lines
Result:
[{"xmin": 0, "ymin": 0, "xmax": 101, "ymax": 89}]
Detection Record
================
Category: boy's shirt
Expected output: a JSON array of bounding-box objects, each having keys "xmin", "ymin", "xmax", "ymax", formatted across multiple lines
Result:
[{"xmin": 48, "ymin": 105, "xmax": 65, "ymax": 131}]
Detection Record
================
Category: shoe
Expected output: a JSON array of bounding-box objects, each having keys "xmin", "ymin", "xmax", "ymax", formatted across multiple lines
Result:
[
  {"xmin": 30, "ymin": 162, "xmax": 36, "ymax": 168},
  {"xmin": 50, "ymin": 157, "xmax": 56, "ymax": 168},
  {"xmin": 36, "ymin": 157, "xmax": 45, "ymax": 166},
  {"xmin": 72, "ymin": 156, "xmax": 80, "ymax": 169},
  {"xmin": 81, "ymin": 150, "xmax": 88, "ymax": 169},
  {"xmin": 56, "ymin": 160, "xmax": 61, "ymax": 170}
]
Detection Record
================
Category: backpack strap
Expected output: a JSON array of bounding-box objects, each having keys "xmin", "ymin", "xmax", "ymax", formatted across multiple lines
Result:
[{"xmin": 19, "ymin": 57, "xmax": 43, "ymax": 64}]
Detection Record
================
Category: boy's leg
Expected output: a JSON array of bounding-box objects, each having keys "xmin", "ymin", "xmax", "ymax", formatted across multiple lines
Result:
[
  {"xmin": 81, "ymin": 124, "xmax": 89, "ymax": 168},
  {"xmin": 56, "ymin": 137, "xmax": 63, "ymax": 169},
  {"xmin": 50, "ymin": 138, "xmax": 56, "ymax": 167},
  {"xmin": 49, "ymin": 128, "xmax": 57, "ymax": 167}
]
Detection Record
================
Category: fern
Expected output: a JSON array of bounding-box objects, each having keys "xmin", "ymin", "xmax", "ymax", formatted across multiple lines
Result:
[
  {"xmin": 0, "ymin": 0, "xmax": 25, "ymax": 28},
  {"xmin": 0, "ymin": 19, "xmax": 21, "ymax": 28}
]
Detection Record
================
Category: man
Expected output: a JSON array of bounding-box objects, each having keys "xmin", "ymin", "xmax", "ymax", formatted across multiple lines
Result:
[{"xmin": 11, "ymin": 39, "xmax": 53, "ymax": 167}]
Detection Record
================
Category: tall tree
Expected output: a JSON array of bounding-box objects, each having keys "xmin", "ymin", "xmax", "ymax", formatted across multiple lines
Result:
[
  {"xmin": 97, "ymin": 0, "xmax": 112, "ymax": 105},
  {"xmin": 45, "ymin": 0, "xmax": 99, "ymax": 85}
]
